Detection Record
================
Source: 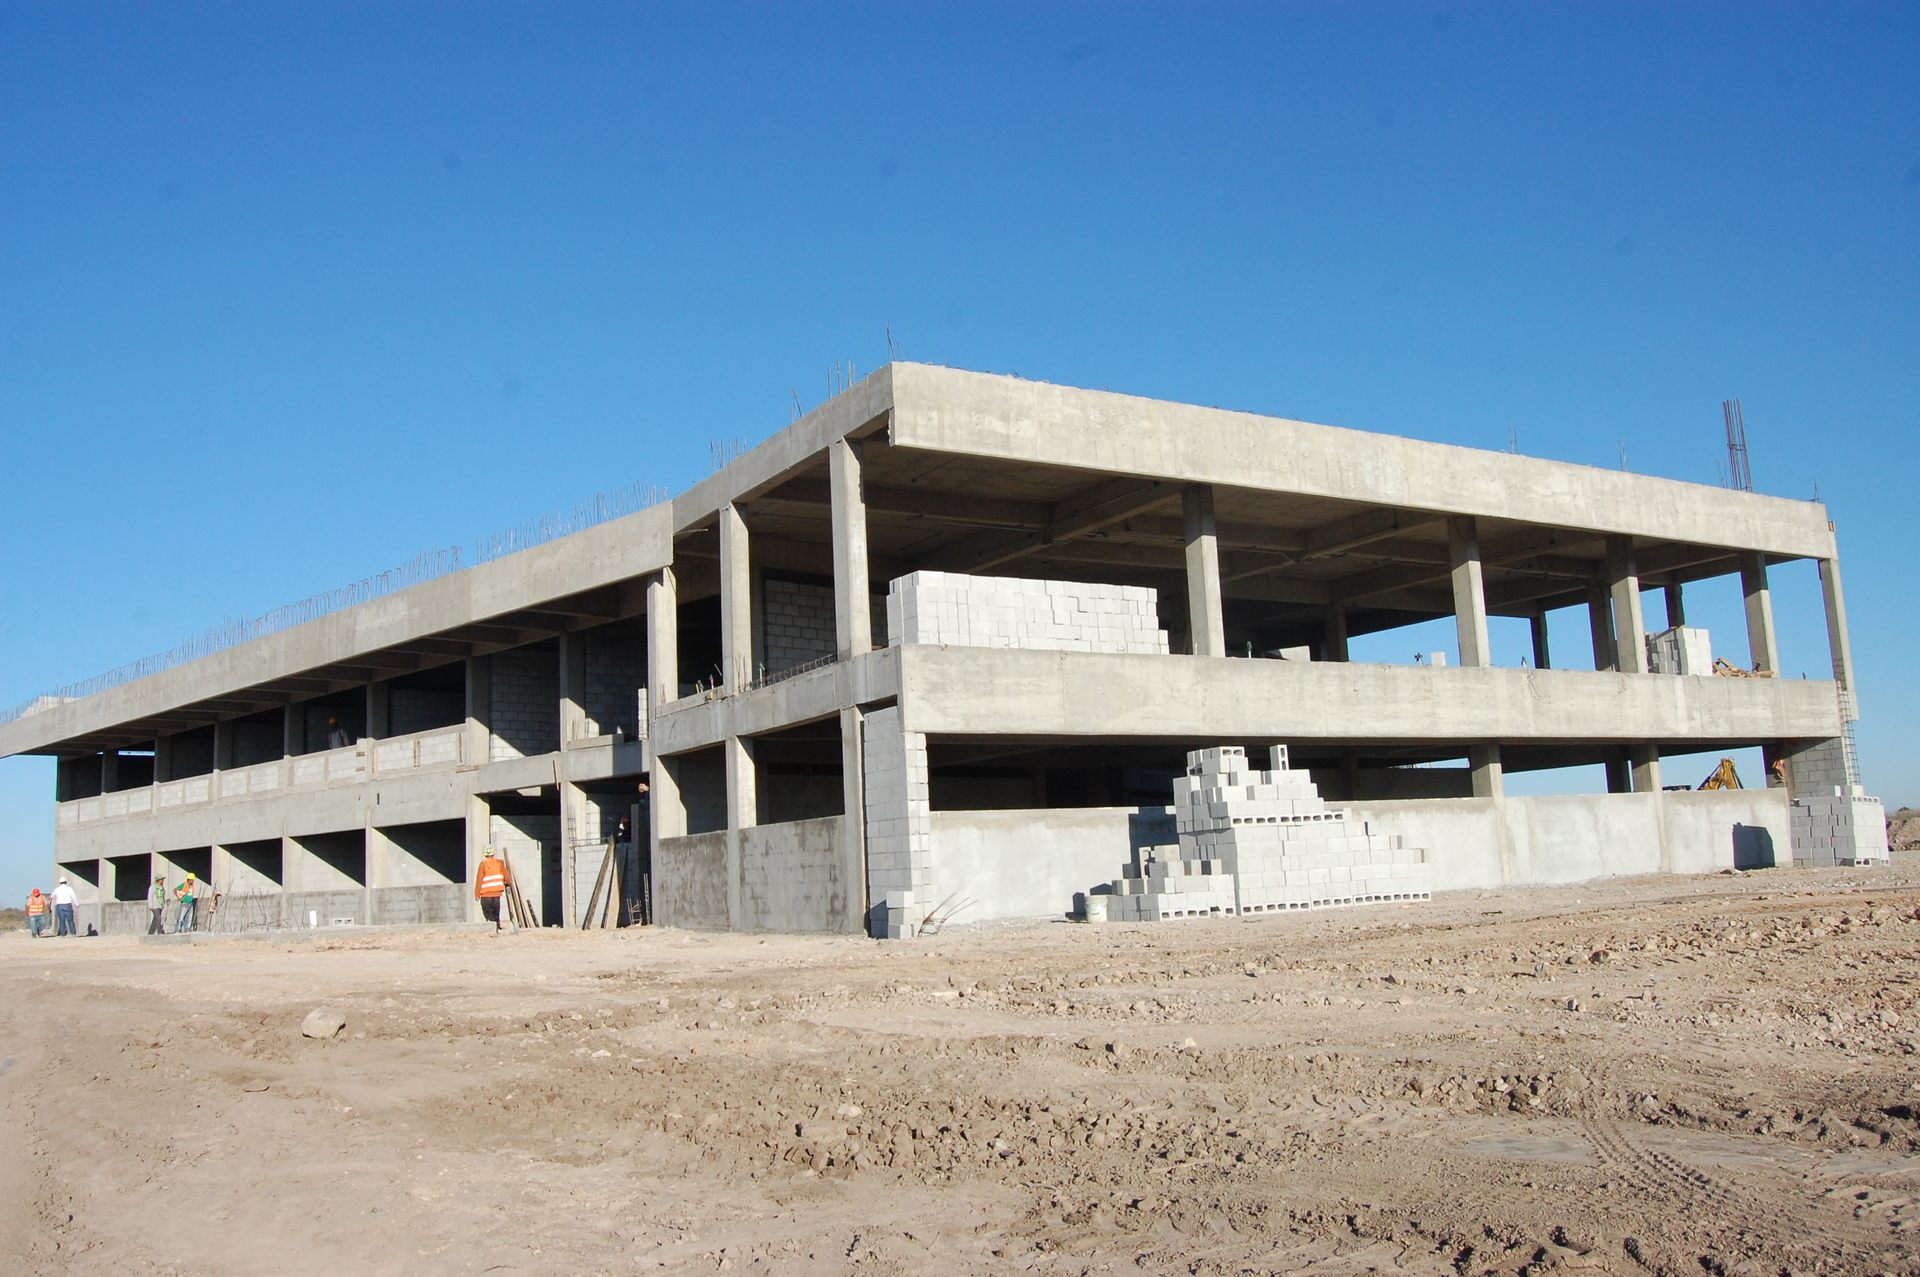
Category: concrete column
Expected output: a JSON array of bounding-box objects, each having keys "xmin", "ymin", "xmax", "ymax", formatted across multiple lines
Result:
[
  {"xmin": 365, "ymin": 824, "xmax": 388, "ymax": 890},
  {"xmin": 839, "ymin": 706, "xmax": 867, "ymax": 934},
  {"xmin": 1323, "ymin": 601, "xmax": 1349, "ymax": 663},
  {"xmin": 464, "ymin": 655, "xmax": 491, "ymax": 766},
  {"xmin": 1664, "ymin": 582, "xmax": 1686, "ymax": 630},
  {"xmin": 723, "ymin": 734, "xmax": 754, "ymax": 931},
  {"xmin": 1819, "ymin": 553, "xmax": 1860, "ymax": 785},
  {"xmin": 101, "ymin": 750, "xmax": 120, "ymax": 794},
  {"xmin": 1529, "ymin": 609, "xmax": 1551, "ymax": 670},
  {"xmin": 1631, "ymin": 743, "xmax": 1670, "ymax": 872},
  {"xmin": 1605, "ymin": 756, "xmax": 1632, "ymax": 794},
  {"xmin": 719, "ymin": 503, "xmax": 753, "ymax": 688},
  {"xmin": 558, "ymin": 780, "xmax": 589, "ymax": 927},
  {"xmin": 465, "ymin": 793, "xmax": 489, "ymax": 924},
  {"xmin": 651, "ymin": 752, "xmax": 687, "ymax": 842},
  {"xmin": 1469, "ymin": 742, "xmax": 1504, "ymax": 799},
  {"xmin": 1447, "ymin": 516, "xmax": 1491, "ymax": 668},
  {"xmin": 283, "ymin": 704, "xmax": 305, "ymax": 758},
  {"xmin": 213, "ymin": 721, "xmax": 235, "ymax": 771},
  {"xmin": 280, "ymin": 835, "xmax": 306, "ymax": 897},
  {"xmin": 1739, "ymin": 553, "xmax": 1779, "ymax": 674},
  {"xmin": 367, "ymin": 680, "xmax": 391, "ymax": 740},
  {"xmin": 1606, "ymin": 536, "xmax": 1648, "ymax": 674},
  {"xmin": 1630, "ymin": 743, "xmax": 1662, "ymax": 794},
  {"xmin": 643, "ymin": 567, "xmax": 679, "ymax": 867},
  {"xmin": 1819, "ymin": 555, "xmax": 1855, "ymax": 701},
  {"xmin": 1470, "ymin": 742, "xmax": 1516, "ymax": 885},
  {"xmin": 1586, "ymin": 585, "xmax": 1616, "ymax": 671},
  {"xmin": 211, "ymin": 844, "xmax": 235, "ymax": 897},
  {"xmin": 829, "ymin": 438, "xmax": 873, "ymax": 660},
  {"xmin": 153, "ymin": 734, "xmax": 173, "ymax": 784},
  {"xmin": 1182, "ymin": 484, "xmax": 1225, "ymax": 658},
  {"xmin": 647, "ymin": 568, "xmax": 679, "ymax": 713},
  {"xmin": 559, "ymin": 632, "xmax": 588, "ymax": 746}
]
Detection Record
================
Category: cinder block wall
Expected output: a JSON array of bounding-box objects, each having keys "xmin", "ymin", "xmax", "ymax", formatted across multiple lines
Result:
[
  {"xmin": 886, "ymin": 571, "xmax": 1168, "ymax": 655},
  {"xmin": 862, "ymin": 706, "xmax": 930, "ymax": 901},
  {"xmin": 764, "ymin": 578, "xmax": 837, "ymax": 672},
  {"xmin": 490, "ymin": 646, "xmax": 558, "ymax": 761},
  {"xmin": 584, "ymin": 633, "xmax": 643, "ymax": 738},
  {"xmin": 390, "ymin": 687, "xmax": 463, "ymax": 737}
]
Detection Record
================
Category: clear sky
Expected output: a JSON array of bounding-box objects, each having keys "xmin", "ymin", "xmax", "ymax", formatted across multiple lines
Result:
[{"xmin": 2, "ymin": 3, "xmax": 1915, "ymax": 903}]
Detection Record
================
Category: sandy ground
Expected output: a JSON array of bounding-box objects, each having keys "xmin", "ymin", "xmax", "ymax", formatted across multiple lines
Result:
[{"xmin": 6, "ymin": 861, "xmax": 1920, "ymax": 1277}]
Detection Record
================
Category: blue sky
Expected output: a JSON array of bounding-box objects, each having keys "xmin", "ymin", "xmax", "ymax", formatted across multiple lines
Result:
[{"xmin": 2, "ymin": 3, "xmax": 1915, "ymax": 902}]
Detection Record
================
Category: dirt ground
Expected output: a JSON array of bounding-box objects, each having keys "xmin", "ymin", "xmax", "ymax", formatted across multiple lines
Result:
[{"xmin": 7, "ymin": 860, "xmax": 1920, "ymax": 1277}]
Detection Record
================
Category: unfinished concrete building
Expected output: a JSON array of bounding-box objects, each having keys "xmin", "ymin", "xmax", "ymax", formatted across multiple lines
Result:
[{"xmin": 1, "ymin": 365, "xmax": 1876, "ymax": 937}]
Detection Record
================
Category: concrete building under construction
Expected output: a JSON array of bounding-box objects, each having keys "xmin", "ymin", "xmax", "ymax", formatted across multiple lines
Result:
[{"xmin": 0, "ymin": 365, "xmax": 1877, "ymax": 937}]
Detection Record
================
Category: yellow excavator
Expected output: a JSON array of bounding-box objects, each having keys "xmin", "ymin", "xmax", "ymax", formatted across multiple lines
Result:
[{"xmin": 1698, "ymin": 758, "xmax": 1743, "ymax": 791}]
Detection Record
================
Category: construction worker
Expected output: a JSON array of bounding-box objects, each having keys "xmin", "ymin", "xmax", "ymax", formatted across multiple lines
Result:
[
  {"xmin": 174, "ymin": 874, "xmax": 199, "ymax": 933},
  {"xmin": 147, "ymin": 876, "xmax": 169, "ymax": 934},
  {"xmin": 474, "ymin": 847, "xmax": 511, "ymax": 931},
  {"xmin": 50, "ymin": 878, "xmax": 77, "ymax": 936},
  {"xmin": 24, "ymin": 888, "xmax": 48, "ymax": 938},
  {"xmin": 325, "ymin": 717, "xmax": 351, "ymax": 750}
]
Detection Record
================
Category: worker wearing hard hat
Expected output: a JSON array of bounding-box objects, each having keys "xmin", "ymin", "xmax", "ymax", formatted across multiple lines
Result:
[{"xmin": 474, "ymin": 848, "xmax": 511, "ymax": 932}]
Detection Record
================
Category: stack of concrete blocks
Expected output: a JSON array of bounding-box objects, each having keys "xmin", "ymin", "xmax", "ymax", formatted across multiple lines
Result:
[
  {"xmin": 861, "ymin": 706, "xmax": 933, "ymax": 938},
  {"xmin": 886, "ymin": 571, "xmax": 1170, "ymax": 655},
  {"xmin": 1648, "ymin": 626, "xmax": 1714, "ymax": 676},
  {"xmin": 1791, "ymin": 786, "xmax": 1889, "ymax": 867},
  {"xmin": 1106, "ymin": 745, "xmax": 1431, "ymax": 922}
]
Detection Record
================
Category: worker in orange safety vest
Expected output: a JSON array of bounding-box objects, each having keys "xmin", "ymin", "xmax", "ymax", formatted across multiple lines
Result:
[
  {"xmin": 24, "ymin": 888, "xmax": 49, "ymax": 939},
  {"xmin": 474, "ymin": 848, "xmax": 511, "ymax": 932}
]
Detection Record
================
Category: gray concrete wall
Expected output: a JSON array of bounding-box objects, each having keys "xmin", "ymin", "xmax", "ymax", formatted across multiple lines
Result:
[
  {"xmin": 285, "ymin": 889, "xmax": 372, "ymax": 928},
  {"xmin": 1349, "ymin": 788, "xmax": 1791, "ymax": 891},
  {"xmin": 927, "ymin": 806, "xmax": 1145, "ymax": 923},
  {"xmin": 367, "ymin": 884, "xmax": 465, "ymax": 926},
  {"xmin": 739, "ymin": 816, "xmax": 848, "ymax": 932},
  {"xmin": 924, "ymin": 790, "xmax": 1793, "ymax": 923},
  {"xmin": 1664, "ymin": 789, "xmax": 1791, "ymax": 872},
  {"xmin": 654, "ymin": 831, "xmax": 729, "ymax": 929}
]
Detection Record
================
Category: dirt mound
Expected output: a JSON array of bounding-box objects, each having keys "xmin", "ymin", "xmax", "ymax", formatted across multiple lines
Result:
[{"xmin": 1889, "ymin": 807, "xmax": 1920, "ymax": 851}]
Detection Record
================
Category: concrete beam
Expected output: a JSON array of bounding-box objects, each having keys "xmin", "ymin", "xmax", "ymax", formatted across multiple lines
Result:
[
  {"xmin": 924, "ymin": 476, "xmax": 1176, "ymax": 574},
  {"xmin": 650, "ymin": 646, "xmax": 902, "ymax": 759},
  {"xmin": 890, "ymin": 644, "xmax": 1844, "ymax": 745},
  {"xmin": 763, "ymin": 475, "xmax": 1050, "ymax": 531},
  {"xmin": 1303, "ymin": 508, "xmax": 1444, "ymax": 559}
]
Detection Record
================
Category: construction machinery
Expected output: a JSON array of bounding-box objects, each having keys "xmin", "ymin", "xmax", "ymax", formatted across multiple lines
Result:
[{"xmin": 1698, "ymin": 758, "xmax": 1743, "ymax": 791}]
